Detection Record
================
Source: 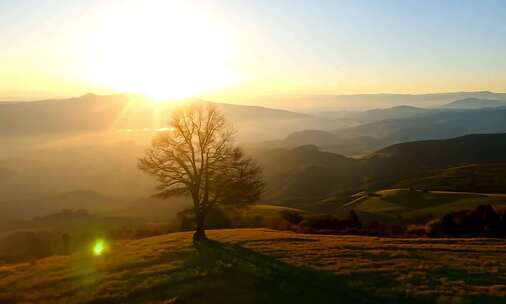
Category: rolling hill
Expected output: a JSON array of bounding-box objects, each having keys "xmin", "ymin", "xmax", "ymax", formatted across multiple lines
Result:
[
  {"xmin": 254, "ymin": 133, "xmax": 506, "ymax": 208},
  {"xmin": 1, "ymin": 229, "xmax": 504, "ymax": 303},
  {"xmin": 253, "ymin": 130, "xmax": 384, "ymax": 156},
  {"xmin": 393, "ymin": 163, "xmax": 506, "ymax": 193},
  {"xmin": 363, "ymin": 133, "xmax": 506, "ymax": 186},
  {"xmin": 252, "ymin": 145, "xmax": 362, "ymax": 205}
]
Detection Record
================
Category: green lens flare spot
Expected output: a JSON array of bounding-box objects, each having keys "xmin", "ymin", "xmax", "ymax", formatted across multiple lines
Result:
[{"xmin": 93, "ymin": 240, "xmax": 105, "ymax": 256}]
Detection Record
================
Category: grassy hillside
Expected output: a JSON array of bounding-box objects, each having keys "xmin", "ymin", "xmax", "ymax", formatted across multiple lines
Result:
[
  {"xmin": 1, "ymin": 229, "xmax": 505, "ymax": 303},
  {"xmin": 0, "ymin": 203, "xmax": 302, "ymax": 264},
  {"xmin": 394, "ymin": 163, "xmax": 506, "ymax": 193},
  {"xmin": 334, "ymin": 189, "xmax": 506, "ymax": 223},
  {"xmin": 254, "ymin": 134, "xmax": 506, "ymax": 206},
  {"xmin": 363, "ymin": 134, "xmax": 506, "ymax": 188}
]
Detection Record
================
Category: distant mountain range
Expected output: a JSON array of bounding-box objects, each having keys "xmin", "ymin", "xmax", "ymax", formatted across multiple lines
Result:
[
  {"xmin": 258, "ymin": 91, "xmax": 506, "ymax": 110},
  {"xmin": 253, "ymin": 98, "xmax": 506, "ymax": 156},
  {"xmin": 335, "ymin": 106, "xmax": 506, "ymax": 145},
  {"xmin": 0, "ymin": 94, "xmax": 343, "ymax": 141},
  {"xmin": 2, "ymin": 93, "xmax": 506, "ymax": 142},
  {"xmin": 315, "ymin": 105, "xmax": 427, "ymax": 124}
]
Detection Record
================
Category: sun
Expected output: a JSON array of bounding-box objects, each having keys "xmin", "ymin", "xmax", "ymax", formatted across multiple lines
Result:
[{"xmin": 87, "ymin": 1, "xmax": 236, "ymax": 100}]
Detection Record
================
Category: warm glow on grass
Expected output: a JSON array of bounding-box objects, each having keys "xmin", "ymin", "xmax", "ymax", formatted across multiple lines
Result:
[
  {"xmin": 87, "ymin": 0, "xmax": 237, "ymax": 101},
  {"xmin": 93, "ymin": 240, "xmax": 105, "ymax": 256}
]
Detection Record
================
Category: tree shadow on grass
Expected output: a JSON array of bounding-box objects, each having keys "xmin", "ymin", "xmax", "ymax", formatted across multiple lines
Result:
[
  {"xmin": 111, "ymin": 239, "xmax": 506, "ymax": 304},
  {"xmin": 87, "ymin": 239, "xmax": 435, "ymax": 304},
  {"xmin": 168, "ymin": 239, "xmax": 409, "ymax": 304}
]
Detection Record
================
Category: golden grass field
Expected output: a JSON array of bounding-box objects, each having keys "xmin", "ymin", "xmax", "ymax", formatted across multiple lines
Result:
[{"xmin": 0, "ymin": 229, "xmax": 505, "ymax": 303}]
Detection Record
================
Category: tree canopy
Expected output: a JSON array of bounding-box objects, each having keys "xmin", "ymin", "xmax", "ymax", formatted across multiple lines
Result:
[{"xmin": 139, "ymin": 102, "xmax": 264, "ymax": 242}]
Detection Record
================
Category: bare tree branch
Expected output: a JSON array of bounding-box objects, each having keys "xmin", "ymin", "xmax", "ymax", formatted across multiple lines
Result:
[{"xmin": 138, "ymin": 102, "xmax": 264, "ymax": 242}]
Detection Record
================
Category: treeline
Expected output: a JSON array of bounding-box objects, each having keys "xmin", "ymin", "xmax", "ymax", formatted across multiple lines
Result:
[
  {"xmin": 280, "ymin": 204, "xmax": 506, "ymax": 237},
  {"xmin": 425, "ymin": 204, "xmax": 506, "ymax": 236},
  {"xmin": 176, "ymin": 204, "xmax": 506, "ymax": 237}
]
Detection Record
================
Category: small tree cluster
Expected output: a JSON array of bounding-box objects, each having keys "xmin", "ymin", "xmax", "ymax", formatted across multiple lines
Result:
[{"xmin": 426, "ymin": 205, "xmax": 506, "ymax": 236}]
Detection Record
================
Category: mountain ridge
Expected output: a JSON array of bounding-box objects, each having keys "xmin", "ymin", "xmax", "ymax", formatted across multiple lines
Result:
[
  {"xmin": 0, "ymin": 94, "xmax": 343, "ymax": 141},
  {"xmin": 441, "ymin": 97, "xmax": 506, "ymax": 109},
  {"xmin": 255, "ymin": 133, "xmax": 506, "ymax": 204}
]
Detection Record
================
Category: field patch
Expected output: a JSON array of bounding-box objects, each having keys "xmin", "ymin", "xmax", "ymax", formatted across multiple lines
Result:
[{"xmin": 335, "ymin": 189, "xmax": 506, "ymax": 223}]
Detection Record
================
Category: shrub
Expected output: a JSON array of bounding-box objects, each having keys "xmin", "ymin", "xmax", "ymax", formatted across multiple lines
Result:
[
  {"xmin": 406, "ymin": 224, "xmax": 426, "ymax": 236},
  {"xmin": 365, "ymin": 221, "xmax": 386, "ymax": 235},
  {"xmin": 425, "ymin": 219, "xmax": 443, "ymax": 236},
  {"xmin": 347, "ymin": 210, "xmax": 362, "ymax": 229},
  {"xmin": 295, "ymin": 211, "xmax": 362, "ymax": 234},
  {"xmin": 281, "ymin": 211, "xmax": 303, "ymax": 225},
  {"xmin": 389, "ymin": 224, "xmax": 406, "ymax": 235},
  {"xmin": 424, "ymin": 204, "xmax": 505, "ymax": 236}
]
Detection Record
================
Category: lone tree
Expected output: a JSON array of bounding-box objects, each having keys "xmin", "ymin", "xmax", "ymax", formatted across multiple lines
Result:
[{"xmin": 139, "ymin": 103, "xmax": 264, "ymax": 243}]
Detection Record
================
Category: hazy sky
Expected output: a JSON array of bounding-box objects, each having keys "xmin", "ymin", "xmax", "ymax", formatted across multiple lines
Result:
[{"xmin": 1, "ymin": 0, "xmax": 505, "ymax": 101}]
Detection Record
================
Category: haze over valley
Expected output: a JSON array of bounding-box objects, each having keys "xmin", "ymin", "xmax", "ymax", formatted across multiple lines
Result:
[{"xmin": 2, "ymin": 92, "xmax": 506, "ymax": 222}]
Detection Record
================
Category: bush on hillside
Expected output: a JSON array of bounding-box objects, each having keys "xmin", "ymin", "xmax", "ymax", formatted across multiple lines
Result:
[
  {"xmin": 297, "ymin": 211, "xmax": 363, "ymax": 234},
  {"xmin": 281, "ymin": 211, "xmax": 304, "ymax": 225},
  {"xmin": 425, "ymin": 204, "xmax": 506, "ymax": 236}
]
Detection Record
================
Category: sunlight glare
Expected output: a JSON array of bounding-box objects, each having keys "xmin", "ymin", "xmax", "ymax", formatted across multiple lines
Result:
[{"xmin": 88, "ymin": 0, "xmax": 237, "ymax": 100}]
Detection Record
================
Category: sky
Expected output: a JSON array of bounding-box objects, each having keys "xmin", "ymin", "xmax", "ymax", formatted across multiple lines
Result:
[{"xmin": 1, "ymin": 0, "xmax": 506, "ymax": 102}]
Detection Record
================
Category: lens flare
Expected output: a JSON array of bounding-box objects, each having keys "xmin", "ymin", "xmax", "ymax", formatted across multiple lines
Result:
[{"xmin": 93, "ymin": 240, "xmax": 105, "ymax": 256}]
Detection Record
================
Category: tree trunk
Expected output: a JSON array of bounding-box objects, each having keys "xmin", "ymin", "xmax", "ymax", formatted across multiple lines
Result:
[{"xmin": 193, "ymin": 213, "xmax": 207, "ymax": 244}]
